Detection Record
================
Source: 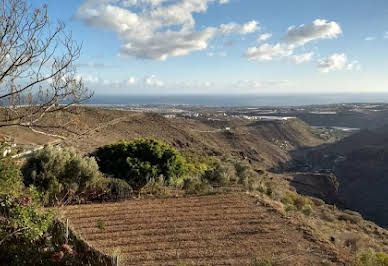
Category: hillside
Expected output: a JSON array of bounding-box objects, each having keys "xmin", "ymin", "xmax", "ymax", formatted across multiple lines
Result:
[
  {"xmin": 3, "ymin": 107, "xmax": 388, "ymax": 265},
  {"xmin": 283, "ymin": 125, "xmax": 388, "ymax": 227},
  {"xmin": 17, "ymin": 107, "xmax": 324, "ymax": 170}
]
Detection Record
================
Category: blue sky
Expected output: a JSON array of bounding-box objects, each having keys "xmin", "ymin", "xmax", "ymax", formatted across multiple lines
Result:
[{"xmin": 32, "ymin": 0, "xmax": 388, "ymax": 95}]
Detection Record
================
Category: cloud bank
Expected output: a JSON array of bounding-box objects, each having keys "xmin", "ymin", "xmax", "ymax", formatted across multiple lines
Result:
[
  {"xmin": 317, "ymin": 53, "xmax": 361, "ymax": 73},
  {"xmin": 75, "ymin": 0, "xmax": 258, "ymax": 60},
  {"xmin": 244, "ymin": 19, "xmax": 342, "ymax": 64}
]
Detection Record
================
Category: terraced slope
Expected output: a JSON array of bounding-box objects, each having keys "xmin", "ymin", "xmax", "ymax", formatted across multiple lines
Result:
[{"xmin": 61, "ymin": 193, "xmax": 344, "ymax": 265}]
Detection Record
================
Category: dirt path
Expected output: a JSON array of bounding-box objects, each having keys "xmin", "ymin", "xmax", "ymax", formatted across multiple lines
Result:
[{"xmin": 61, "ymin": 193, "xmax": 345, "ymax": 265}]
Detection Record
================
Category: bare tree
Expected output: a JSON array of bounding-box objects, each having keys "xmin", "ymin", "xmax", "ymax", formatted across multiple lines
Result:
[{"xmin": 0, "ymin": 0, "xmax": 92, "ymax": 128}]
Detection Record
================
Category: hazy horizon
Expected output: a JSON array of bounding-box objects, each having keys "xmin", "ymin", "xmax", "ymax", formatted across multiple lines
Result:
[{"xmin": 87, "ymin": 92, "xmax": 388, "ymax": 107}]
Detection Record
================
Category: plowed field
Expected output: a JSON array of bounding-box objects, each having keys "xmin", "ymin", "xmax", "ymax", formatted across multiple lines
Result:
[{"xmin": 61, "ymin": 193, "xmax": 344, "ymax": 265}]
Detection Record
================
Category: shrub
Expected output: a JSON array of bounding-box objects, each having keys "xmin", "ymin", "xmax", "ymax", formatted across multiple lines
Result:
[
  {"xmin": 0, "ymin": 157, "xmax": 23, "ymax": 196},
  {"xmin": 93, "ymin": 139, "xmax": 187, "ymax": 191},
  {"xmin": 141, "ymin": 176, "xmax": 168, "ymax": 196},
  {"xmin": 202, "ymin": 163, "xmax": 235, "ymax": 186},
  {"xmin": 235, "ymin": 160, "xmax": 251, "ymax": 183},
  {"xmin": 104, "ymin": 177, "xmax": 133, "ymax": 200},
  {"xmin": 302, "ymin": 205, "xmax": 313, "ymax": 216},
  {"xmin": 96, "ymin": 220, "xmax": 105, "ymax": 231},
  {"xmin": 338, "ymin": 213, "xmax": 362, "ymax": 224},
  {"xmin": 22, "ymin": 146, "xmax": 104, "ymax": 205},
  {"xmin": 310, "ymin": 197, "xmax": 325, "ymax": 206},
  {"xmin": 320, "ymin": 210, "xmax": 336, "ymax": 222},
  {"xmin": 182, "ymin": 177, "xmax": 213, "ymax": 195},
  {"xmin": 234, "ymin": 160, "xmax": 259, "ymax": 188},
  {"xmin": 354, "ymin": 249, "xmax": 388, "ymax": 266},
  {"xmin": 251, "ymin": 255, "xmax": 275, "ymax": 266},
  {"xmin": 281, "ymin": 192, "xmax": 313, "ymax": 215},
  {"xmin": 0, "ymin": 158, "xmax": 54, "ymax": 265},
  {"xmin": 183, "ymin": 150, "xmax": 220, "ymax": 177}
]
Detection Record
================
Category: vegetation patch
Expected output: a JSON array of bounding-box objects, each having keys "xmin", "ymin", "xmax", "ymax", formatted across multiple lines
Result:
[
  {"xmin": 93, "ymin": 139, "xmax": 187, "ymax": 191},
  {"xmin": 251, "ymin": 255, "xmax": 275, "ymax": 266},
  {"xmin": 0, "ymin": 156, "xmax": 54, "ymax": 265},
  {"xmin": 338, "ymin": 213, "xmax": 363, "ymax": 224},
  {"xmin": 22, "ymin": 146, "xmax": 105, "ymax": 206},
  {"xmin": 281, "ymin": 192, "xmax": 314, "ymax": 215},
  {"xmin": 354, "ymin": 248, "xmax": 388, "ymax": 266}
]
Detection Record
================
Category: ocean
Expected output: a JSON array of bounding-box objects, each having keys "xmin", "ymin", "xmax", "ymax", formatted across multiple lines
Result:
[{"xmin": 87, "ymin": 93, "xmax": 388, "ymax": 107}]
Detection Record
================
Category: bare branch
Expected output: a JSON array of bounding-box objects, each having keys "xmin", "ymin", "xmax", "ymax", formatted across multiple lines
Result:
[{"xmin": 0, "ymin": 0, "xmax": 92, "ymax": 128}]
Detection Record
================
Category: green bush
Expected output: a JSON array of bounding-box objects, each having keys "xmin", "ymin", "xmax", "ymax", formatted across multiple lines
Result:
[
  {"xmin": 281, "ymin": 192, "xmax": 313, "ymax": 215},
  {"xmin": 93, "ymin": 139, "xmax": 187, "ymax": 191},
  {"xmin": 183, "ymin": 150, "xmax": 220, "ymax": 177},
  {"xmin": 202, "ymin": 163, "xmax": 235, "ymax": 186},
  {"xmin": 182, "ymin": 177, "xmax": 213, "ymax": 195},
  {"xmin": 104, "ymin": 177, "xmax": 133, "ymax": 200},
  {"xmin": 0, "ymin": 158, "xmax": 54, "ymax": 265},
  {"xmin": 354, "ymin": 249, "xmax": 388, "ymax": 266},
  {"xmin": 234, "ymin": 160, "xmax": 258, "ymax": 187},
  {"xmin": 141, "ymin": 176, "xmax": 168, "ymax": 196},
  {"xmin": 0, "ymin": 157, "xmax": 23, "ymax": 196},
  {"xmin": 22, "ymin": 146, "xmax": 104, "ymax": 205}
]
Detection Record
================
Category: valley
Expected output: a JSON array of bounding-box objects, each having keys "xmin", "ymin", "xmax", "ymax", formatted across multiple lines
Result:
[{"xmin": 2, "ymin": 104, "xmax": 388, "ymax": 265}]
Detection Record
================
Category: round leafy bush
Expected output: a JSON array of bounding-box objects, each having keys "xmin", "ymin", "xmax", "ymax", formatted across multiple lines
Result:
[
  {"xmin": 93, "ymin": 139, "xmax": 187, "ymax": 190},
  {"xmin": 22, "ymin": 146, "xmax": 104, "ymax": 205}
]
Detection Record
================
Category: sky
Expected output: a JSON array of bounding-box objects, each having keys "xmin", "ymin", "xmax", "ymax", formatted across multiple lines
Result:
[{"xmin": 32, "ymin": 0, "xmax": 388, "ymax": 95}]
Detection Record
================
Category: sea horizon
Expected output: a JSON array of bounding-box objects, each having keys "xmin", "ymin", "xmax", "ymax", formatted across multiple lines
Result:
[{"xmin": 86, "ymin": 93, "xmax": 388, "ymax": 107}]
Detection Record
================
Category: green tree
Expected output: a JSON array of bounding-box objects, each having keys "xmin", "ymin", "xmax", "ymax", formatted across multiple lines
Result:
[{"xmin": 93, "ymin": 139, "xmax": 187, "ymax": 191}]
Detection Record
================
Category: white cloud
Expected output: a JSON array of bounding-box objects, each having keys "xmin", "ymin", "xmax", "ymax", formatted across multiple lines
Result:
[
  {"xmin": 208, "ymin": 51, "xmax": 227, "ymax": 57},
  {"xmin": 245, "ymin": 19, "xmax": 343, "ymax": 65},
  {"xmin": 75, "ymin": 73, "xmax": 100, "ymax": 83},
  {"xmin": 219, "ymin": 20, "xmax": 260, "ymax": 35},
  {"xmin": 235, "ymin": 79, "xmax": 291, "ymax": 90},
  {"xmin": 241, "ymin": 20, "xmax": 260, "ymax": 34},
  {"xmin": 292, "ymin": 52, "xmax": 314, "ymax": 64},
  {"xmin": 317, "ymin": 53, "xmax": 360, "ymax": 73},
  {"xmin": 364, "ymin": 36, "xmax": 376, "ymax": 41},
  {"xmin": 144, "ymin": 75, "xmax": 164, "ymax": 87},
  {"xmin": 346, "ymin": 60, "xmax": 362, "ymax": 71},
  {"xmin": 244, "ymin": 43, "xmax": 292, "ymax": 61},
  {"xmin": 121, "ymin": 29, "xmax": 217, "ymax": 60},
  {"xmin": 75, "ymin": 0, "xmax": 257, "ymax": 60},
  {"xmin": 77, "ymin": 61, "xmax": 113, "ymax": 68},
  {"xmin": 257, "ymin": 33, "xmax": 272, "ymax": 43},
  {"xmin": 127, "ymin": 77, "xmax": 136, "ymax": 85},
  {"xmin": 173, "ymin": 80, "xmax": 214, "ymax": 89},
  {"xmin": 219, "ymin": 0, "xmax": 229, "ymax": 4},
  {"xmin": 73, "ymin": 74, "xmax": 166, "ymax": 88},
  {"xmin": 283, "ymin": 19, "xmax": 342, "ymax": 47}
]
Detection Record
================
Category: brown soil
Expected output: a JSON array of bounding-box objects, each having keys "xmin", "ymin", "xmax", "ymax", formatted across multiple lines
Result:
[
  {"xmin": 61, "ymin": 193, "xmax": 346, "ymax": 266},
  {"xmin": 0, "ymin": 125, "xmax": 56, "ymax": 145}
]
